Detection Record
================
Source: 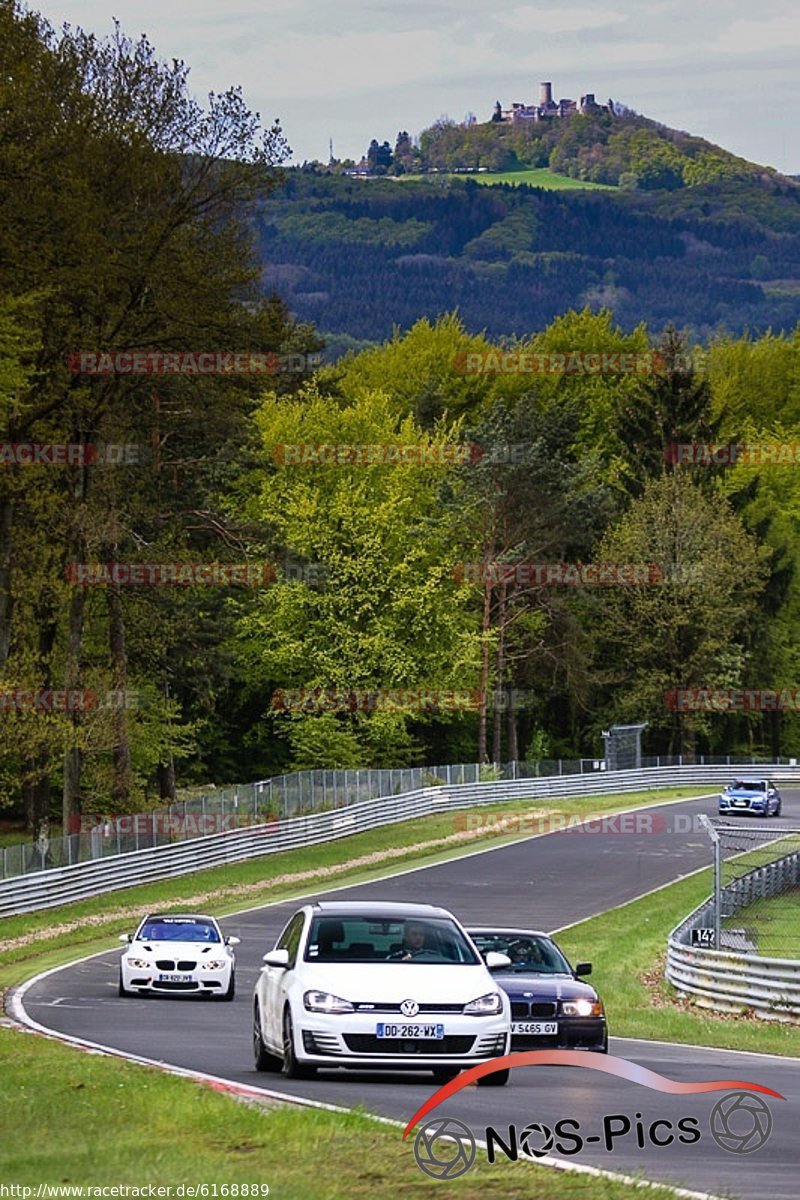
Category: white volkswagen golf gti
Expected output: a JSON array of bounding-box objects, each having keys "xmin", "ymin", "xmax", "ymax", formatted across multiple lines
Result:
[
  {"xmin": 253, "ymin": 901, "xmax": 512, "ymax": 1084},
  {"xmin": 118, "ymin": 912, "xmax": 239, "ymax": 999}
]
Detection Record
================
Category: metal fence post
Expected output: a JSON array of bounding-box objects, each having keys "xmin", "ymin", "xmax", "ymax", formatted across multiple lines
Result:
[{"xmin": 698, "ymin": 815, "xmax": 722, "ymax": 950}]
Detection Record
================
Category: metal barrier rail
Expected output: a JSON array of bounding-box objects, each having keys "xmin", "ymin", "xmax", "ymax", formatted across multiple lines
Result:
[
  {"xmin": 667, "ymin": 837, "xmax": 800, "ymax": 1018},
  {"xmin": 5, "ymin": 752, "xmax": 793, "ymax": 881},
  {"xmin": 0, "ymin": 762, "xmax": 777, "ymax": 919}
]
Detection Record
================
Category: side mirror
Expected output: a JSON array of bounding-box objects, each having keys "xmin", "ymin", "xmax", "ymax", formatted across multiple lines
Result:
[
  {"xmin": 262, "ymin": 948, "xmax": 290, "ymax": 968},
  {"xmin": 225, "ymin": 936, "xmax": 241, "ymax": 946},
  {"xmin": 118, "ymin": 933, "xmax": 132, "ymax": 943},
  {"xmin": 485, "ymin": 951, "xmax": 511, "ymax": 970},
  {"xmin": 575, "ymin": 962, "xmax": 592, "ymax": 977}
]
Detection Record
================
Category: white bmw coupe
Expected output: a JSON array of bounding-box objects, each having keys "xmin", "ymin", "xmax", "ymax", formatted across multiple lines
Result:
[
  {"xmin": 118, "ymin": 912, "xmax": 239, "ymax": 1000},
  {"xmin": 253, "ymin": 901, "xmax": 512, "ymax": 1083}
]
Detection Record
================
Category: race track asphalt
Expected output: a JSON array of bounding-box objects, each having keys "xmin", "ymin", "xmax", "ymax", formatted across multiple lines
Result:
[{"xmin": 16, "ymin": 790, "xmax": 800, "ymax": 1199}]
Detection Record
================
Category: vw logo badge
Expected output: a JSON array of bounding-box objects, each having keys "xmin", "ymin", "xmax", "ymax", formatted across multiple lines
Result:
[
  {"xmin": 400, "ymin": 998, "xmax": 419, "ymax": 1017},
  {"xmin": 413, "ymin": 1118, "xmax": 476, "ymax": 1179}
]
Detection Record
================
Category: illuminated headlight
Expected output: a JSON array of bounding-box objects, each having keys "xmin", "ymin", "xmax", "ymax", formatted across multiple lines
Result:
[
  {"xmin": 562, "ymin": 999, "xmax": 603, "ymax": 1018},
  {"xmin": 303, "ymin": 990, "xmax": 354, "ymax": 1014},
  {"xmin": 202, "ymin": 960, "xmax": 228, "ymax": 970},
  {"xmin": 126, "ymin": 957, "xmax": 150, "ymax": 969},
  {"xmin": 463, "ymin": 992, "xmax": 503, "ymax": 1016}
]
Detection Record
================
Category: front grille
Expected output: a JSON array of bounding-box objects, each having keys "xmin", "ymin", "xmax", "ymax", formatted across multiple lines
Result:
[
  {"xmin": 152, "ymin": 981, "xmax": 197, "ymax": 991},
  {"xmin": 177, "ymin": 960, "xmax": 197, "ymax": 971},
  {"xmin": 343, "ymin": 1035, "xmax": 474, "ymax": 1056},
  {"xmin": 531, "ymin": 1002, "xmax": 557, "ymax": 1019},
  {"xmin": 156, "ymin": 960, "xmax": 175, "ymax": 970},
  {"xmin": 354, "ymin": 1002, "xmax": 465, "ymax": 1014},
  {"xmin": 511, "ymin": 1001, "xmax": 557, "ymax": 1019}
]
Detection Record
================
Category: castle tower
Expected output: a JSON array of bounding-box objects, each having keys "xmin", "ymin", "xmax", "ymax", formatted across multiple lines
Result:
[{"xmin": 539, "ymin": 81, "xmax": 553, "ymax": 107}]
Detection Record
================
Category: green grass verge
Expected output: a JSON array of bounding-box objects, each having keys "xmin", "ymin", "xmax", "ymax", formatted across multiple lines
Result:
[
  {"xmin": 0, "ymin": 787, "xmax": 709, "ymax": 986},
  {"xmin": 0, "ymin": 1026, "xmax": 688, "ymax": 1197},
  {"xmin": 555, "ymin": 874, "xmax": 800, "ymax": 1057}
]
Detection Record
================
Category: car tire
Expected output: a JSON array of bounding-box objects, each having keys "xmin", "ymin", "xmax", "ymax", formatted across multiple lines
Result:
[
  {"xmin": 432, "ymin": 1067, "xmax": 461, "ymax": 1084},
  {"xmin": 220, "ymin": 972, "xmax": 235, "ymax": 1002},
  {"xmin": 253, "ymin": 1004, "xmax": 282, "ymax": 1072},
  {"xmin": 774, "ymin": 800, "xmax": 782, "ymax": 817},
  {"xmin": 282, "ymin": 1008, "xmax": 317, "ymax": 1079},
  {"xmin": 118, "ymin": 971, "xmax": 131, "ymax": 997},
  {"xmin": 476, "ymin": 1067, "xmax": 510, "ymax": 1087}
]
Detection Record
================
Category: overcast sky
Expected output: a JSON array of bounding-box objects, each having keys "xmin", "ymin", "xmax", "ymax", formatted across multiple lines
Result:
[{"xmin": 31, "ymin": 0, "xmax": 800, "ymax": 173}]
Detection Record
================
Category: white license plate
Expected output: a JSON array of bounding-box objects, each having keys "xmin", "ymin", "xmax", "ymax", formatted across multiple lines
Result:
[
  {"xmin": 376, "ymin": 1023, "xmax": 444, "ymax": 1039},
  {"xmin": 512, "ymin": 1021, "xmax": 558, "ymax": 1035},
  {"xmin": 158, "ymin": 973, "xmax": 193, "ymax": 982}
]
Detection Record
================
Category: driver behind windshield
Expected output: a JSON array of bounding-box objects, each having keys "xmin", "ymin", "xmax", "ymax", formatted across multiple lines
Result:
[{"xmin": 389, "ymin": 920, "xmax": 430, "ymax": 960}]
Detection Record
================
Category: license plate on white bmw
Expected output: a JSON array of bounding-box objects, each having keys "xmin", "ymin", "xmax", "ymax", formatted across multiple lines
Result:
[
  {"xmin": 158, "ymin": 973, "xmax": 193, "ymax": 982},
  {"xmin": 376, "ymin": 1023, "xmax": 444, "ymax": 1039},
  {"xmin": 512, "ymin": 1021, "xmax": 558, "ymax": 1035}
]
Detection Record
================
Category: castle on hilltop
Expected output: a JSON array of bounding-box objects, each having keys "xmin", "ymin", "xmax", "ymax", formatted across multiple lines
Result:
[{"xmin": 494, "ymin": 82, "xmax": 615, "ymax": 124}]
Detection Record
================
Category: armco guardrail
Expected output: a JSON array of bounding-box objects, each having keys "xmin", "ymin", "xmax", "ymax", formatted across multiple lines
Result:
[
  {"xmin": 6, "ymin": 752, "xmax": 792, "ymax": 881},
  {"xmin": 667, "ymin": 838, "xmax": 800, "ymax": 1019},
  {"xmin": 0, "ymin": 762, "xmax": 789, "ymax": 919}
]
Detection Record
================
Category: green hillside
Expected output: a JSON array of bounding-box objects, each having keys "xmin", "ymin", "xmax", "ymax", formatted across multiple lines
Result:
[{"xmin": 401, "ymin": 167, "xmax": 615, "ymax": 191}]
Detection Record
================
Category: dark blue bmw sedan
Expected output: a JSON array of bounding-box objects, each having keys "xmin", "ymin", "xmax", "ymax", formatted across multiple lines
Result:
[{"xmin": 468, "ymin": 927, "xmax": 607, "ymax": 1053}]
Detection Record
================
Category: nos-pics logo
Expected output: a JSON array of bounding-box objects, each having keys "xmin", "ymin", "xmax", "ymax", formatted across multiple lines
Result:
[{"xmin": 405, "ymin": 1051, "xmax": 782, "ymax": 1179}]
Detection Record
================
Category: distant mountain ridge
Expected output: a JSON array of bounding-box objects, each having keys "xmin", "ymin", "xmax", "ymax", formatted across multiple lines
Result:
[
  {"xmin": 260, "ymin": 108, "xmax": 800, "ymax": 352},
  {"xmin": 349, "ymin": 90, "xmax": 792, "ymax": 195}
]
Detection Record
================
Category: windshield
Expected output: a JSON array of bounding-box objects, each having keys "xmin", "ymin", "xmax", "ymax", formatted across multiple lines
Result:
[
  {"xmin": 137, "ymin": 918, "xmax": 220, "ymax": 943},
  {"xmin": 304, "ymin": 915, "xmax": 480, "ymax": 964},
  {"xmin": 471, "ymin": 932, "xmax": 572, "ymax": 975},
  {"xmin": 730, "ymin": 780, "xmax": 765, "ymax": 792}
]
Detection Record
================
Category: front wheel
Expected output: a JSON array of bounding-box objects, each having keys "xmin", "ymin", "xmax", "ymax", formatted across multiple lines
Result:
[
  {"xmin": 282, "ymin": 1008, "xmax": 317, "ymax": 1079},
  {"xmin": 118, "ymin": 971, "xmax": 131, "ymax": 997},
  {"xmin": 253, "ymin": 1005, "xmax": 282, "ymax": 1072},
  {"xmin": 476, "ymin": 1067, "xmax": 510, "ymax": 1087},
  {"xmin": 220, "ymin": 972, "xmax": 235, "ymax": 1001}
]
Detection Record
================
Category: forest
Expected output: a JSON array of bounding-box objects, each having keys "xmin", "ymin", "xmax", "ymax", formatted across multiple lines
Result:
[{"xmin": 258, "ymin": 170, "xmax": 800, "ymax": 348}]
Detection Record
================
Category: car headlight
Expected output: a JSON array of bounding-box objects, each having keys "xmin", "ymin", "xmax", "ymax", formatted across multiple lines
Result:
[
  {"xmin": 202, "ymin": 960, "xmax": 228, "ymax": 970},
  {"xmin": 303, "ymin": 990, "xmax": 354, "ymax": 1014},
  {"xmin": 562, "ymin": 998, "xmax": 603, "ymax": 1017},
  {"xmin": 463, "ymin": 992, "xmax": 503, "ymax": 1016},
  {"xmin": 126, "ymin": 957, "xmax": 151, "ymax": 969}
]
